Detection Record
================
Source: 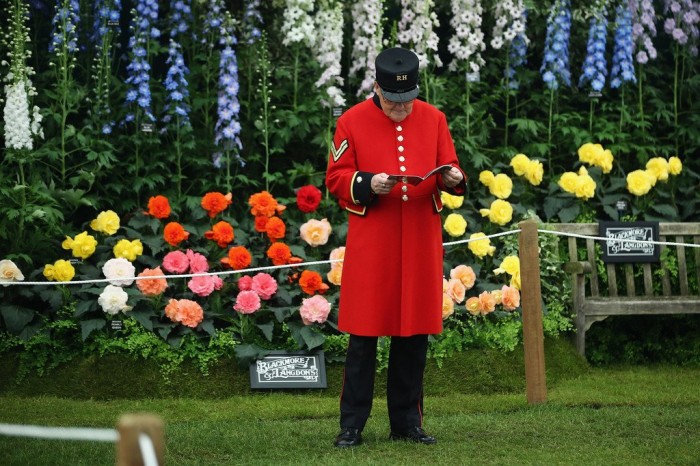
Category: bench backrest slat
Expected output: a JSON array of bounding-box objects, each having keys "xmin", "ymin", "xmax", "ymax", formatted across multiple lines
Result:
[
  {"xmin": 607, "ymin": 264, "xmax": 618, "ymax": 297},
  {"xmin": 677, "ymin": 236, "xmax": 689, "ymax": 295},
  {"xmin": 642, "ymin": 264, "xmax": 653, "ymax": 296},
  {"xmin": 624, "ymin": 263, "xmax": 635, "ymax": 297}
]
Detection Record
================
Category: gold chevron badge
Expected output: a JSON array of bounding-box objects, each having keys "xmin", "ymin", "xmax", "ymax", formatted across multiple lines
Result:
[{"xmin": 331, "ymin": 139, "xmax": 349, "ymax": 162}]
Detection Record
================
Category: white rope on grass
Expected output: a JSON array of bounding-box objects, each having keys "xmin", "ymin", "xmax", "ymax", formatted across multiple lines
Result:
[
  {"xmin": 0, "ymin": 423, "xmax": 118, "ymax": 442},
  {"xmin": 0, "ymin": 423, "xmax": 159, "ymax": 466}
]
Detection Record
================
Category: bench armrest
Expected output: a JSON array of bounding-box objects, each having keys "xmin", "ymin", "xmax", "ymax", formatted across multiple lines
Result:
[{"xmin": 563, "ymin": 261, "xmax": 593, "ymax": 275}]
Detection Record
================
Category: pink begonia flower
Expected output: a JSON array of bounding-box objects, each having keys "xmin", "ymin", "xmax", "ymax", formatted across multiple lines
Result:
[
  {"xmin": 234, "ymin": 290, "xmax": 261, "ymax": 314},
  {"xmin": 238, "ymin": 275, "xmax": 253, "ymax": 291},
  {"xmin": 186, "ymin": 249, "xmax": 209, "ymax": 273},
  {"xmin": 252, "ymin": 273, "xmax": 278, "ymax": 300},
  {"xmin": 501, "ymin": 285, "xmax": 521, "ymax": 311},
  {"xmin": 450, "ymin": 264, "xmax": 476, "ymax": 290},
  {"xmin": 445, "ymin": 278, "xmax": 466, "ymax": 303},
  {"xmin": 299, "ymin": 294, "xmax": 331, "ymax": 325},
  {"xmin": 163, "ymin": 250, "xmax": 189, "ymax": 273},
  {"xmin": 188, "ymin": 275, "xmax": 223, "ymax": 297}
]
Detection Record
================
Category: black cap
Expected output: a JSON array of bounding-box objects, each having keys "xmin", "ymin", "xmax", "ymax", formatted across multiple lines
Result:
[{"xmin": 375, "ymin": 47, "xmax": 419, "ymax": 103}]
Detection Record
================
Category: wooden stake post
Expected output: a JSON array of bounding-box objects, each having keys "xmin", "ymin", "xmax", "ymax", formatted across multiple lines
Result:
[
  {"xmin": 518, "ymin": 219, "xmax": 547, "ymax": 404},
  {"xmin": 117, "ymin": 414, "xmax": 165, "ymax": 466}
]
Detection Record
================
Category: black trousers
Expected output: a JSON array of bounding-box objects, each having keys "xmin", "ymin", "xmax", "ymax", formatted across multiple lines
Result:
[{"xmin": 339, "ymin": 334, "xmax": 428, "ymax": 432}]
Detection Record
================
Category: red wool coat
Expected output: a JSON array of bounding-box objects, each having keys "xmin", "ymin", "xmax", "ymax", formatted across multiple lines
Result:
[{"xmin": 326, "ymin": 97, "xmax": 466, "ymax": 337}]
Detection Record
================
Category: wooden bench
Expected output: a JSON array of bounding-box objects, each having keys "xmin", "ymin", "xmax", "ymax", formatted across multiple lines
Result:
[{"xmin": 549, "ymin": 222, "xmax": 700, "ymax": 356}]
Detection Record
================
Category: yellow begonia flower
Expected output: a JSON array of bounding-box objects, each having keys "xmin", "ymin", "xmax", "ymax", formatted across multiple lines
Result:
[
  {"xmin": 489, "ymin": 173, "xmax": 513, "ymax": 199},
  {"xmin": 599, "ymin": 149, "xmax": 614, "ymax": 174},
  {"xmin": 494, "ymin": 255, "xmax": 520, "ymax": 276},
  {"xmin": 626, "ymin": 169, "xmax": 654, "ymax": 196},
  {"xmin": 558, "ymin": 172, "xmax": 578, "ymax": 193},
  {"xmin": 442, "ymin": 293, "xmax": 455, "ymax": 319},
  {"xmin": 524, "ymin": 160, "xmax": 544, "ymax": 186},
  {"xmin": 440, "ymin": 191, "xmax": 464, "ymax": 209},
  {"xmin": 491, "ymin": 289, "xmax": 503, "ymax": 305},
  {"xmin": 510, "ymin": 271, "xmax": 521, "ymax": 290},
  {"xmin": 644, "ymin": 169, "xmax": 658, "ymax": 187},
  {"xmin": 43, "ymin": 259, "xmax": 76, "ymax": 282},
  {"xmin": 646, "ymin": 157, "xmax": 669, "ymax": 182},
  {"xmin": 479, "ymin": 170, "xmax": 495, "ymax": 187},
  {"xmin": 61, "ymin": 231, "xmax": 98, "ymax": 259},
  {"xmin": 510, "ymin": 153, "xmax": 530, "ymax": 176},
  {"xmin": 468, "ymin": 232, "xmax": 496, "ymax": 258},
  {"xmin": 669, "ymin": 156, "xmax": 682, "ymax": 175},
  {"xmin": 90, "ymin": 210, "xmax": 120, "ymax": 235},
  {"xmin": 577, "ymin": 143, "xmax": 601, "ymax": 165},
  {"xmin": 113, "ymin": 239, "xmax": 144, "ymax": 262},
  {"xmin": 575, "ymin": 173, "xmax": 596, "ymax": 200},
  {"xmin": 488, "ymin": 199, "xmax": 513, "ymax": 225},
  {"xmin": 444, "ymin": 213, "xmax": 467, "ymax": 237}
]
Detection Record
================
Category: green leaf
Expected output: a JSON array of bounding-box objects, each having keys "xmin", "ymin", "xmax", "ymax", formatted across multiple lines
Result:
[
  {"xmin": 129, "ymin": 309, "xmax": 154, "ymax": 331},
  {"xmin": 300, "ymin": 326, "xmax": 325, "ymax": 350},
  {"xmin": 234, "ymin": 343, "xmax": 268, "ymax": 368},
  {"xmin": 557, "ymin": 203, "xmax": 581, "ymax": 223},
  {"xmin": 199, "ymin": 318, "xmax": 217, "ymax": 336},
  {"xmin": 80, "ymin": 318, "xmax": 106, "ymax": 340},
  {"xmin": 0, "ymin": 305, "xmax": 35, "ymax": 334},
  {"xmin": 256, "ymin": 321, "xmax": 275, "ymax": 341}
]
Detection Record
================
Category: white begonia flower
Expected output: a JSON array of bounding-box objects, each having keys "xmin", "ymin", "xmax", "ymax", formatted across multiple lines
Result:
[
  {"xmin": 98, "ymin": 285, "xmax": 131, "ymax": 315},
  {"xmin": 398, "ymin": 0, "xmax": 442, "ymax": 69},
  {"xmin": 102, "ymin": 257, "xmax": 136, "ymax": 287},
  {"xmin": 0, "ymin": 259, "xmax": 25, "ymax": 286},
  {"xmin": 448, "ymin": 0, "xmax": 486, "ymax": 73}
]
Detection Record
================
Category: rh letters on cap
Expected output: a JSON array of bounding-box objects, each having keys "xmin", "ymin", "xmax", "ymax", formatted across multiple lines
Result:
[{"xmin": 396, "ymin": 74, "xmax": 407, "ymax": 81}]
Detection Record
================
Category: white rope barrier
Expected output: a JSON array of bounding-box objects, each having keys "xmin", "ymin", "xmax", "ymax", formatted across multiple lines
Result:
[
  {"xmin": 0, "ymin": 423, "xmax": 160, "ymax": 466},
  {"xmin": 4, "ymin": 228, "xmax": 700, "ymax": 288},
  {"xmin": 0, "ymin": 423, "xmax": 118, "ymax": 442},
  {"xmin": 138, "ymin": 432, "xmax": 160, "ymax": 466}
]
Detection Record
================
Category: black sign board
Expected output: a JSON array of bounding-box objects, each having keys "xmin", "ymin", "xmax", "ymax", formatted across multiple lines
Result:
[
  {"xmin": 249, "ymin": 351, "xmax": 327, "ymax": 389},
  {"xmin": 600, "ymin": 221, "xmax": 660, "ymax": 263}
]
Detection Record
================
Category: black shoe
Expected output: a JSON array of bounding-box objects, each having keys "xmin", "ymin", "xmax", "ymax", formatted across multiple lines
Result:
[
  {"xmin": 334, "ymin": 427, "xmax": 362, "ymax": 447},
  {"xmin": 389, "ymin": 426, "xmax": 437, "ymax": 445}
]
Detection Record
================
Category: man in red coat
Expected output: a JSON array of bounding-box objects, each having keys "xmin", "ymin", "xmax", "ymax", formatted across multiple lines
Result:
[{"xmin": 326, "ymin": 47, "xmax": 467, "ymax": 447}]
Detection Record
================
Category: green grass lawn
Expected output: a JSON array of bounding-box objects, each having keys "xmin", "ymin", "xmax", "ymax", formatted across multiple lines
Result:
[{"xmin": 1, "ymin": 364, "xmax": 700, "ymax": 465}]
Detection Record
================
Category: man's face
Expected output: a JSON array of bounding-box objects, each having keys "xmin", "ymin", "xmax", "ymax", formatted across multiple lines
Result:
[{"xmin": 374, "ymin": 83, "xmax": 415, "ymax": 123}]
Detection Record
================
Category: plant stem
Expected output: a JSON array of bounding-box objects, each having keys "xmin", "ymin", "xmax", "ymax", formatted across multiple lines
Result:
[
  {"xmin": 589, "ymin": 98, "xmax": 594, "ymax": 135},
  {"xmin": 674, "ymin": 43, "xmax": 679, "ymax": 155},
  {"xmin": 619, "ymin": 86, "xmax": 625, "ymax": 134},
  {"xmin": 637, "ymin": 64, "xmax": 644, "ymax": 134},
  {"xmin": 293, "ymin": 46, "xmax": 299, "ymax": 112},
  {"xmin": 547, "ymin": 87, "xmax": 554, "ymax": 173},
  {"xmin": 465, "ymin": 78, "xmax": 471, "ymax": 140},
  {"xmin": 504, "ymin": 50, "xmax": 510, "ymax": 149}
]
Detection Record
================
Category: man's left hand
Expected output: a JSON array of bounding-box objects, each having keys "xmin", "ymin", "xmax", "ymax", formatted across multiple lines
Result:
[{"xmin": 441, "ymin": 167, "xmax": 463, "ymax": 188}]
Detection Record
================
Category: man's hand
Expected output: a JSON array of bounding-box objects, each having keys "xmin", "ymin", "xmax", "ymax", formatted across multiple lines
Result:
[
  {"xmin": 441, "ymin": 167, "xmax": 463, "ymax": 188},
  {"xmin": 371, "ymin": 173, "xmax": 398, "ymax": 195}
]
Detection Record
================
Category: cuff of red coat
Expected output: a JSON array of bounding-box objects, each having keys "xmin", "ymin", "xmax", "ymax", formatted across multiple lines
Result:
[{"xmin": 350, "ymin": 171, "xmax": 377, "ymax": 206}]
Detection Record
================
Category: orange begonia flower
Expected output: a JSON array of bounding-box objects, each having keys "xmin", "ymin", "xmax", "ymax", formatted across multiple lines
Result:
[
  {"xmin": 248, "ymin": 191, "xmax": 279, "ymax": 218},
  {"xmin": 163, "ymin": 222, "xmax": 189, "ymax": 246},
  {"xmin": 266, "ymin": 242, "xmax": 292, "ymax": 266},
  {"xmin": 298, "ymin": 270, "xmax": 329, "ymax": 295},
  {"xmin": 146, "ymin": 195, "xmax": 171, "ymax": 219},
  {"xmin": 265, "ymin": 216, "xmax": 286, "ymax": 241},
  {"xmin": 201, "ymin": 192, "xmax": 232, "ymax": 218},
  {"xmin": 254, "ymin": 215, "xmax": 269, "ymax": 233},
  {"xmin": 204, "ymin": 220, "xmax": 235, "ymax": 248},
  {"xmin": 223, "ymin": 246, "xmax": 252, "ymax": 270}
]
